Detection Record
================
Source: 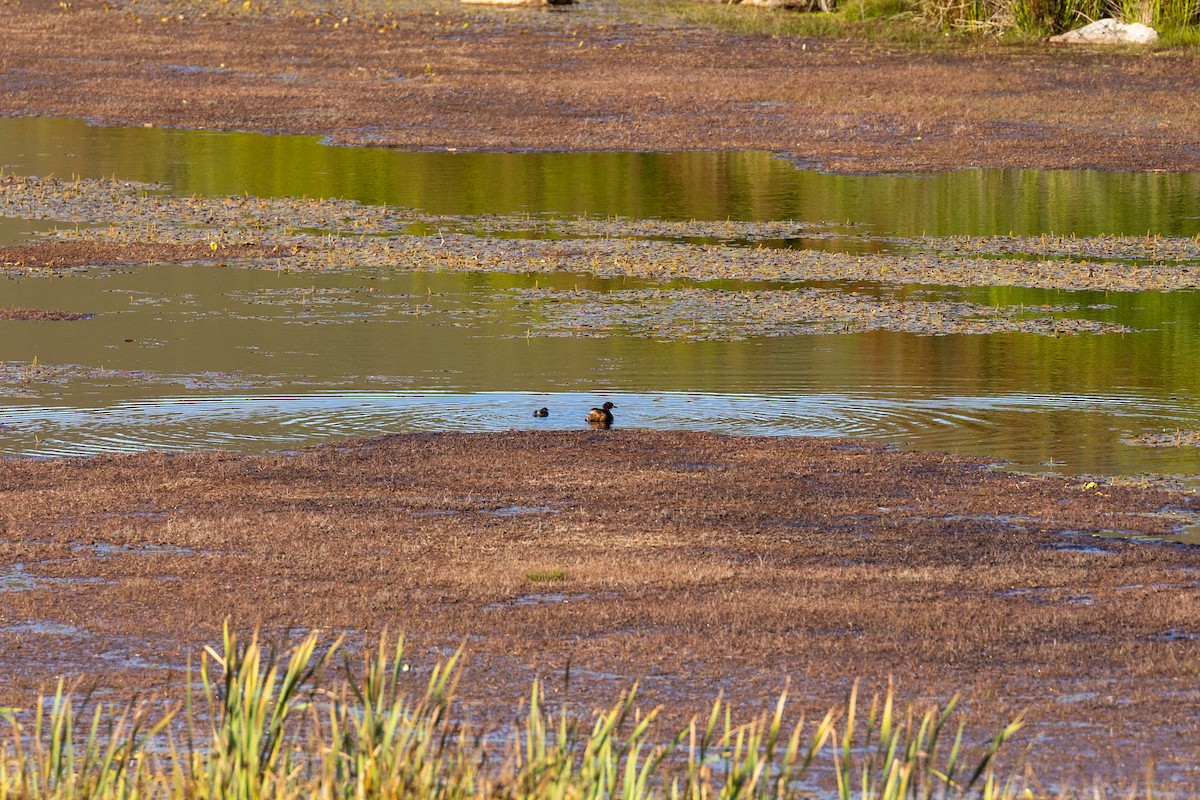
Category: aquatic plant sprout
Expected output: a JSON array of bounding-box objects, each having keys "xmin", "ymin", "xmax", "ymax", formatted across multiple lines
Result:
[{"xmin": 0, "ymin": 624, "xmax": 1029, "ymax": 799}]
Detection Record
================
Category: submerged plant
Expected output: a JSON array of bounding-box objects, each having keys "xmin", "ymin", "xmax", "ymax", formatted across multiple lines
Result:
[{"xmin": 0, "ymin": 624, "xmax": 1028, "ymax": 799}]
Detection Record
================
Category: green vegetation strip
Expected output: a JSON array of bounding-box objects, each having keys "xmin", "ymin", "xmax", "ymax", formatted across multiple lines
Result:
[{"xmin": 0, "ymin": 623, "xmax": 1025, "ymax": 799}]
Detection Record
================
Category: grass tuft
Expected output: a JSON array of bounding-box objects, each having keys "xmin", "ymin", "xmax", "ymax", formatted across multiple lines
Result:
[{"xmin": 525, "ymin": 569, "xmax": 567, "ymax": 583}]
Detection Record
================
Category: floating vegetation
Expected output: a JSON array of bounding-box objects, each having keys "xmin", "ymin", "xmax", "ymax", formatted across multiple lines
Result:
[
  {"xmin": 0, "ymin": 361, "xmax": 278, "ymax": 395},
  {"xmin": 460, "ymin": 213, "xmax": 847, "ymax": 244},
  {"xmin": 1126, "ymin": 430, "xmax": 1200, "ymax": 448},
  {"xmin": 4, "ymin": 176, "xmax": 1200, "ymax": 294},
  {"xmin": 511, "ymin": 287, "xmax": 1134, "ymax": 339},
  {"xmin": 220, "ymin": 286, "xmax": 499, "ymax": 326},
  {"xmin": 923, "ymin": 233, "xmax": 1200, "ymax": 263}
]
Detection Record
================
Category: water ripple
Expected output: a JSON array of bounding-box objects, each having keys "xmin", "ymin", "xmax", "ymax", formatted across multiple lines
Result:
[{"xmin": 2, "ymin": 390, "xmax": 1198, "ymax": 478}]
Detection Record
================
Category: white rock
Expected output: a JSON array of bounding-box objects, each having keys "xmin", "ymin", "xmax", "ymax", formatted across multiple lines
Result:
[
  {"xmin": 1049, "ymin": 18, "xmax": 1159, "ymax": 44},
  {"xmin": 743, "ymin": 0, "xmax": 833, "ymax": 8},
  {"xmin": 461, "ymin": 0, "xmax": 573, "ymax": 5},
  {"xmin": 699, "ymin": 0, "xmax": 834, "ymax": 8}
]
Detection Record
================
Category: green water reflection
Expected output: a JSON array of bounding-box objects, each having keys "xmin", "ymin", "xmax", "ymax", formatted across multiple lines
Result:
[
  {"xmin": 3, "ymin": 117, "xmax": 1200, "ymax": 236},
  {"xmin": 2, "ymin": 263, "xmax": 1200, "ymax": 478}
]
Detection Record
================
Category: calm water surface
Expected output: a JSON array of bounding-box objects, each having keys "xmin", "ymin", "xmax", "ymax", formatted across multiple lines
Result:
[
  {"xmin": 2, "ymin": 117, "xmax": 1200, "ymax": 480},
  {"xmin": 3, "ymin": 117, "xmax": 1200, "ymax": 235}
]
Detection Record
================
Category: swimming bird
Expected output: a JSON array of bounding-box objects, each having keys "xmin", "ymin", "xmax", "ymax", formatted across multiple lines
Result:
[
  {"xmin": 586, "ymin": 401, "xmax": 616, "ymax": 429},
  {"xmin": 533, "ymin": 407, "xmax": 549, "ymax": 418}
]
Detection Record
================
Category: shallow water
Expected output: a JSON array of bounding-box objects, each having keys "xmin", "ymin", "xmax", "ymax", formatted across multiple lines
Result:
[
  {"xmin": 3, "ymin": 117, "xmax": 1200, "ymax": 236},
  {"xmin": 2, "ymin": 118, "xmax": 1200, "ymax": 479},
  {"xmin": 2, "ymin": 263, "xmax": 1199, "ymax": 477},
  {"xmin": 2, "ymin": 388, "xmax": 1198, "ymax": 477}
]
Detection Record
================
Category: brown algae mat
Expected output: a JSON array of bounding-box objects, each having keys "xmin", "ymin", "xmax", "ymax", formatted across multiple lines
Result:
[
  {"xmin": 3, "ymin": 0, "xmax": 1200, "ymax": 173},
  {"xmin": 2, "ymin": 431, "xmax": 1200, "ymax": 788}
]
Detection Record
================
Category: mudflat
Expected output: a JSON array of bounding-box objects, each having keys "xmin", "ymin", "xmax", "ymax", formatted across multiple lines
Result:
[
  {"xmin": 1, "ymin": 431, "xmax": 1199, "ymax": 787},
  {"xmin": 1, "ymin": 0, "xmax": 1199, "ymax": 173}
]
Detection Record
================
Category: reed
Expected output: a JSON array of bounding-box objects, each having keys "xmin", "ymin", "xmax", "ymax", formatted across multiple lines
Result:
[
  {"xmin": 902, "ymin": 0, "xmax": 1196, "ymax": 35},
  {"xmin": 659, "ymin": 0, "xmax": 1197, "ymax": 39},
  {"xmin": 0, "ymin": 623, "xmax": 1030, "ymax": 799}
]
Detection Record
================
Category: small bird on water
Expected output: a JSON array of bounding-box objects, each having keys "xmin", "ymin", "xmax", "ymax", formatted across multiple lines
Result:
[
  {"xmin": 586, "ymin": 401, "xmax": 616, "ymax": 429},
  {"xmin": 533, "ymin": 407, "xmax": 550, "ymax": 418}
]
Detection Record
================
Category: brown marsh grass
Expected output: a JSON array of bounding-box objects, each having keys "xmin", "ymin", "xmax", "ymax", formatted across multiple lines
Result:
[
  {"xmin": 0, "ymin": 309, "xmax": 91, "ymax": 321},
  {"xmin": 0, "ymin": 431, "xmax": 1199, "ymax": 789},
  {"xmin": 2, "ymin": 0, "xmax": 1199, "ymax": 173},
  {"xmin": 0, "ymin": 240, "xmax": 280, "ymax": 274}
]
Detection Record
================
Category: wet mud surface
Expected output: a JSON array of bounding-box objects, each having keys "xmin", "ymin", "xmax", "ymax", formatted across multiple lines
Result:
[
  {"xmin": 1, "ymin": 431, "xmax": 1200, "ymax": 788},
  {"xmin": 2, "ymin": 0, "xmax": 1200, "ymax": 173}
]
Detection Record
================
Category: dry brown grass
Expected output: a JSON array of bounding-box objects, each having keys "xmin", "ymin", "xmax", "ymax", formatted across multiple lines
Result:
[
  {"xmin": 1, "ymin": 1, "xmax": 1199, "ymax": 172},
  {"xmin": 1, "ymin": 431, "xmax": 1200, "ymax": 787},
  {"xmin": 0, "ymin": 308, "xmax": 91, "ymax": 320}
]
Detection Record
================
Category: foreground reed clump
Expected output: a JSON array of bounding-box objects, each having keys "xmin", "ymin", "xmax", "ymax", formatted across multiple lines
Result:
[
  {"xmin": 0, "ymin": 624, "xmax": 1026, "ymax": 799},
  {"xmin": 916, "ymin": 0, "xmax": 1200, "ymax": 36}
]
